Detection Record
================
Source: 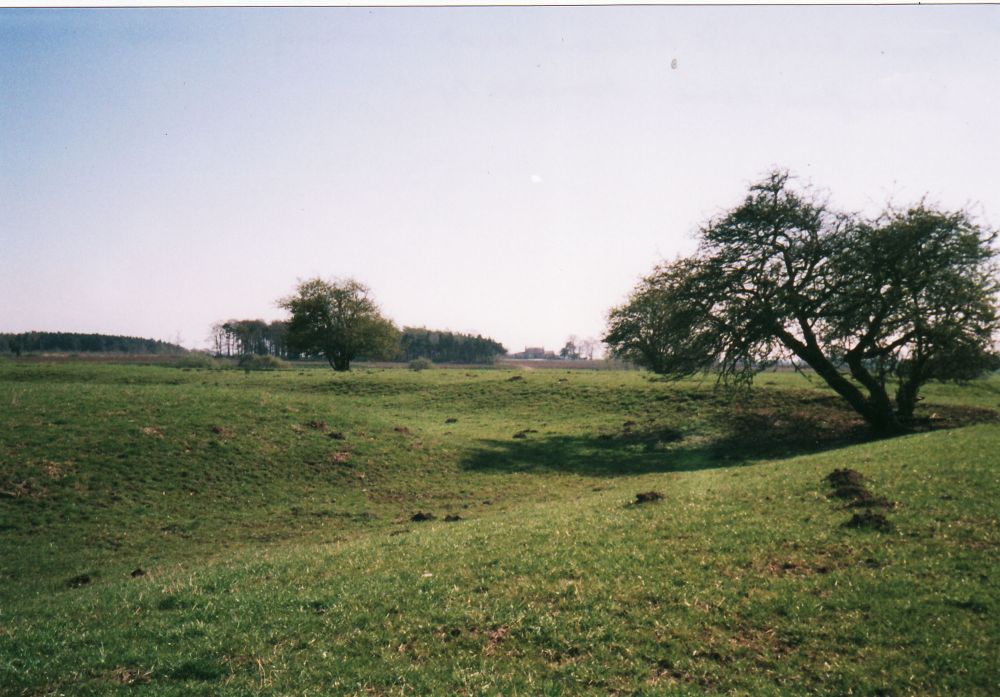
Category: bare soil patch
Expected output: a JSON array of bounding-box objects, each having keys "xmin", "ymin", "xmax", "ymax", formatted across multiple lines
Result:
[
  {"xmin": 824, "ymin": 469, "xmax": 894, "ymax": 509},
  {"xmin": 829, "ymin": 484, "xmax": 868, "ymax": 500},
  {"xmin": 110, "ymin": 667, "xmax": 152, "ymax": 685},
  {"xmin": 825, "ymin": 468, "xmax": 864, "ymax": 488},
  {"xmin": 844, "ymin": 510, "xmax": 894, "ymax": 532},
  {"xmin": 66, "ymin": 573, "xmax": 91, "ymax": 588},
  {"xmin": 484, "ymin": 626, "xmax": 510, "ymax": 655},
  {"xmin": 846, "ymin": 492, "xmax": 894, "ymax": 509},
  {"xmin": 824, "ymin": 470, "xmax": 896, "ymax": 531}
]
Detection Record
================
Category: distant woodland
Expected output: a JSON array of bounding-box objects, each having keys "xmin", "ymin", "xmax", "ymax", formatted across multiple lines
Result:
[
  {"xmin": 398, "ymin": 327, "xmax": 506, "ymax": 364},
  {"xmin": 210, "ymin": 320, "xmax": 506, "ymax": 364},
  {"xmin": 1, "ymin": 332, "xmax": 187, "ymax": 355}
]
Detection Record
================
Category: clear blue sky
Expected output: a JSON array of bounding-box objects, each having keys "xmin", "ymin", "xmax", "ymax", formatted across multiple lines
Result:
[{"xmin": 3, "ymin": 6, "xmax": 999, "ymax": 353}]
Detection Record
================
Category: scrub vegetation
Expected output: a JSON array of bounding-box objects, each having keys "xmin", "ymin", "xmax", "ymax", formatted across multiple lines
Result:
[{"xmin": 2, "ymin": 360, "xmax": 998, "ymax": 695}]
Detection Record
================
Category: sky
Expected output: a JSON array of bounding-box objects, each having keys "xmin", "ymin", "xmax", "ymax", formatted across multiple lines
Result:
[{"xmin": 2, "ymin": 6, "xmax": 999, "ymax": 354}]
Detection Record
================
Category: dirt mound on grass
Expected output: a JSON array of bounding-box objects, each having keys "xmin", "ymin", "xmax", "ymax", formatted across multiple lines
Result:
[
  {"xmin": 845, "ymin": 492, "xmax": 894, "ymax": 509},
  {"xmin": 634, "ymin": 491, "xmax": 664, "ymax": 505},
  {"xmin": 844, "ymin": 510, "xmax": 894, "ymax": 532},
  {"xmin": 829, "ymin": 484, "xmax": 869, "ymax": 500},
  {"xmin": 824, "ymin": 470, "xmax": 894, "ymax": 508},
  {"xmin": 829, "ymin": 486, "xmax": 894, "ymax": 509},
  {"xmin": 66, "ymin": 573, "xmax": 91, "ymax": 588},
  {"xmin": 410, "ymin": 512, "xmax": 435, "ymax": 522},
  {"xmin": 825, "ymin": 468, "xmax": 864, "ymax": 488},
  {"xmin": 824, "ymin": 469, "xmax": 897, "ymax": 530}
]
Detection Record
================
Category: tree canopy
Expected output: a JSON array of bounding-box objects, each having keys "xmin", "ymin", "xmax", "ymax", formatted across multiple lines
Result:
[
  {"xmin": 279, "ymin": 278, "xmax": 400, "ymax": 371},
  {"xmin": 210, "ymin": 319, "xmax": 293, "ymax": 359},
  {"xmin": 0, "ymin": 332, "xmax": 186, "ymax": 356},
  {"xmin": 559, "ymin": 337, "xmax": 581, "ymax": 360},
  {"xmin": 399, "ymin": 327, "xmax": 506, "ymax": 364},
  {"xmin": 604, "ymin": 171, "xmax": 1000, "ymax": 433}
]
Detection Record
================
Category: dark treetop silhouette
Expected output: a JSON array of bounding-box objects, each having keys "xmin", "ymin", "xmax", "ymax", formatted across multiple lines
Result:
[
  {"xmin": 605, "ymin": 170, "xmax": 1000, "ymax": 434},
  {"xmin": 280, "ymin": 278, "xmax": 399, "ymax": 372}
]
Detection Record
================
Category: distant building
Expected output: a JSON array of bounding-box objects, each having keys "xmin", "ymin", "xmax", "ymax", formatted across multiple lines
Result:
[{"xmin": 511, "ymin": 346, "xmax": 553, "ymax": 359}]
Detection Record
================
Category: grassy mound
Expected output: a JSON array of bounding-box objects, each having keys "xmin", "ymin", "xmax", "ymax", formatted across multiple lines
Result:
[{"xmin": 1, "ymin": 363, "xmax": 997, "ymax": 694}]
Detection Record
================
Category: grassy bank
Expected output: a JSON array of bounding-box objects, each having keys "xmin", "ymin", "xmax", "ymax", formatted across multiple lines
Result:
[{"xmin": 1, "ymin": 362, "xmax": 997, "ymax": 695}]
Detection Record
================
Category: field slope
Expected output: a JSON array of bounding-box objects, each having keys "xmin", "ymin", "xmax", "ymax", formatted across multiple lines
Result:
[{"xmin": 1, "ymin": 362, "xmax": 998, "ymax": 695}]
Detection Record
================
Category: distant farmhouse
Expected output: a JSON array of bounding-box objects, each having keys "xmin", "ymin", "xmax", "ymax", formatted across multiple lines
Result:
[{"xmin": 510, "ymin": 346, "xmax": 558, "ymax": 360}]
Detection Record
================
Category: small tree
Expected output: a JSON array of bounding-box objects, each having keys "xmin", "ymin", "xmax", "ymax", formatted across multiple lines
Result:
[
  {"xmin": 279, "ymin": 278, "xmax": 400, "ymax": 371},
  {"xmin": 605, "ymin": 171, "xmax": 999, "ymax": 434},
  {"xmin": 577, "ymin": 337, "xmax": 600, "ymax": 360},
  {"xmin": 559, "ymin": 336, "xmax": 580, "ymax": 359}
]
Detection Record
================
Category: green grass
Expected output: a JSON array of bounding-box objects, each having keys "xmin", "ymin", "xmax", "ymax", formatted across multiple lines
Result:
[{"xmin": 1, "ymin": 361, "xmax": 998, "ymax": 695}]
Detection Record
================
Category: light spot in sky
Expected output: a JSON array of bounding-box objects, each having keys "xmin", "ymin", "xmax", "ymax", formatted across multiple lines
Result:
[{"xmin": 530, "ymin": 174, "xmax": 542, "ymax": 184}]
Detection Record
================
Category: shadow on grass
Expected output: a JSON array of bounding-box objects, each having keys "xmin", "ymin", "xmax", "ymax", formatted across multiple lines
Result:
[{"xmin": 461, "ymin": 394, "xmax": 998, "ymax": 478}]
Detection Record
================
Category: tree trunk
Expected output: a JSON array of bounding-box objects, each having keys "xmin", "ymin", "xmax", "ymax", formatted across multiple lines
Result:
[
  {"xmin": 844, "ymin": 354, "xmax": 904, "ymax": 434},
  {"xmin": 780, "ymin": 337, "xmax": 906, "ymax": 435},
  {"xmin": 895, "ymin": 377, "xmax": 922, "ymax": 423},
  {"xmin": 328, "ymin": 353, "xmax": 351, "ymax": 371},
  {"xmin": 894, "ymin": 356, "xmax": 928, "ymax": 423},
  {"xmin": 860, "ymin": 400, "xmax": 905, "ymax": 435}
]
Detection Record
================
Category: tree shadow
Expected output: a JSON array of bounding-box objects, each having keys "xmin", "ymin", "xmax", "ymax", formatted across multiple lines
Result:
[{"xmin": 461, "ymin": 395, "xmax": 997, "ymax": 478}]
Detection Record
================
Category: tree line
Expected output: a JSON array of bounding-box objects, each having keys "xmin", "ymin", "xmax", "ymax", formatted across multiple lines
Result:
[
  {"xmin": 399, "ymin": 327, "xmax": 506, "ymax": 364},
  {"xmin": 210, "ymin": 320, "xmax": 295, "ymax": 359},
  {"xmin": 1, "ymin": 332, "xmax": 186, "ymax": 356},
  {"xmin": 210, "ymin": 313, "xmax": 506, "ymax": 365}
]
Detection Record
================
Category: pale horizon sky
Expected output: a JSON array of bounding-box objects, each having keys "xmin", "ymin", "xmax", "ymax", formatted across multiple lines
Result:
[{"xmin": 3, "ymin": 7, "xmax": 999, "ymax": 354}]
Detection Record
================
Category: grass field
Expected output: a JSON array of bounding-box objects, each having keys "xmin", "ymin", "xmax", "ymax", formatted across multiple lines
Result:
[{"xmin": 1, "ymin": 360, "xmax": 998, "ymax": 695}]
